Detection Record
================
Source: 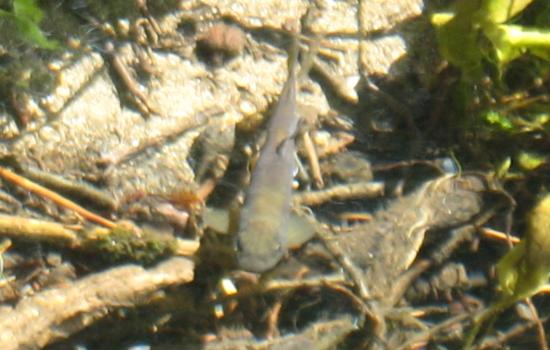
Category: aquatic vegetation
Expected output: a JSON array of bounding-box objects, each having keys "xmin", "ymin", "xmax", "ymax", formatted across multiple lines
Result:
[
  {"xmin": 432, "ymin": 0, "xmax": 550, "ymax": 80},
  {"xmin": 432, "ymin": 0, "xmax": 550, "ymax": 173},
  {"xmin": 84, "ymin": 224, "xmax": 179, "ymax": 264},
  {"xmin": 0, "ymin": 0, "xmax": 58, "ymax": 49},
  {"xmin": 464, "ymin": 195, "xmax": 550, "ymax": 347}
]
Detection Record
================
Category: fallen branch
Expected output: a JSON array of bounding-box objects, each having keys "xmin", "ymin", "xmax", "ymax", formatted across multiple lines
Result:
[{"xmin": 0, "ymin": 257, "xmax": 194, "ymax": 350}]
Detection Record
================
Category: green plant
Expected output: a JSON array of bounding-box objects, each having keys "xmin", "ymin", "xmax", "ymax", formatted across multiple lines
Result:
[
  {"xmin": 432, "ymin": 0, "xmax": 550, "ymax": 80},
  {"xmin": 0, "ymin": 0, "xmax": 58, "ymax": 49},
  {"xmin": 432, "ymin": 0, "xmax": 550, "ymax": 173},
  {"xmin": 463, "ymin": 195, "xmax": 550, "ymax": 348}
]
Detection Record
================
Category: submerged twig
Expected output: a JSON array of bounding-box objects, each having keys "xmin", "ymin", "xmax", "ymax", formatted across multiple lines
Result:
[
  {"xmin": 105, "ymin": 41, "xmax": 160, "ymax": 116},
  {"xmin": 201, "ymin": 316, "xmax": 356, "ymax": 350},
  {"xmin": 0, "ymin": 215, "xmax": 79, "ymax": 246},
  {"xmin": 312, "ymin": 57, "xmax": 359, "ymax": 104},
  {"xmin": 293, "ymin": 181, "xmax": 384, "ymax": 206},
  {"xmin": 301, "ymin": 130, "xmax": 324, "ymax": 188},
  {"xmin": 262, "ymin": 272, "xmax": 348, "ymax": 291},
  {"xmin": 20, "ymin": 165, "xmax": 117, "ymax": 210},
  {"xmin": 395, "ymin": 313, "xmax": 471, "ymax": 350},
  {"xmin": 0, "ymin": 167, "xmax": 116, "ymax": 228},
  {"xmin": 0, "ymin": 215, "xmax": 199, "ymax": 258},
  {"xmin": 477, "ymin": 318, "xmax": 547, "ymax": 349}
]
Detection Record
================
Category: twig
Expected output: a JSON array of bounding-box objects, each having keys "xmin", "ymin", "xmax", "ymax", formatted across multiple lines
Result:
[
  {"xmin": 313, "ymin": 131, "xmax": 355, "ymax": 158},
  {"xmin": 262, "ymin": 272, "xmax": 348, "ymax": 291},
  {"xmin": 136, "ymin": 0, "xmax": 162, "ymax": 37},
  {"xmin": 0, "ymin": 215, "xmax": 199, "ymax": 257},
  {"xmin": 0, "ymin": 167, "xmax": 116, "ymax": 228},
  {"xmin": 313, "ymin": 223, "xmax": 386, "ymax": 340},
  {"xmin": 395, "ymin": 313, "xmax": 471, "ymax": 350},
  {"xmin": 20, "ymin": 165, "xmax": 117, "ymax": 210},
  {"xmin": 293, "ymin": 181, "xmax": 384, "ymax": 206},
  {"xmin": 0, "ymin": 215, "xmax": 79, "ymax": 246},
  {"xmin": 312, "ymin": 57, "xmax": 359, "ymax": 104},
  {"xmin": 105, "ymin": 42, "xmax": 160, "ymax": 116},
  {"xmin": 301, "ymin": 130, "xmax": 324, "ymax": 188},
  {"xmin": 477, "ymin": 318, "xmax": 546, "ymax": 349},
  {"xmin": 480, "ymin": 227, "xmax": 520, "ymax": 244}
]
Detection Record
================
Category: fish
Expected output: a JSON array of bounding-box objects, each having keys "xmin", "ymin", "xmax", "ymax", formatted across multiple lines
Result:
[{"xmin": 235, "ymin": 49, "xmax": 300, "ymax": 272}]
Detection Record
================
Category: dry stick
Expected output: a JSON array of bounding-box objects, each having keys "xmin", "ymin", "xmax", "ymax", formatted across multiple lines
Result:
[
  {"xmin": 324, "ymin": 282, "xmax": 372, "ymax": 318},
  {"xmin": 338, "ymin": 212, "xmax": 373, "ymax": 222},
  {"xmin": 217, "ymin": 273, "xmax": 349, "ymax": 306},
  {"xmin": 0, "ymin": 167, "xmax": 116, "ymax": 228},
  {"xmin": 314, "ymin": 131, "xmax": 355, "ymax": 158}
]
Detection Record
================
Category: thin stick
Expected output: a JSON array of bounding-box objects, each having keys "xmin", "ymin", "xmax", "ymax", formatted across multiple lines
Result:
[
  {"xmin": 301, "ymin": 131, "xmax": 324, "ymax": 188},
  {"xmin": 480, "ymin": 227, "xmax": 520, "ymax": 244},
  {"xmin": 0, "ymin": 167, "xmax": 116, "ymax": 228},
  {"xmin": 293, "ymin": 181, "xmax": 384, "ymax": 206},
  {"xmin": 0, "ymin": 215, "xmax": 79, "ymax": 246}
]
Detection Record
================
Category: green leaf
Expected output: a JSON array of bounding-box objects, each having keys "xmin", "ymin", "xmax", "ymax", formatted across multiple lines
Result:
[
  {"xmin": 479, "ymin": 0, "xmax": 534, "ymax": 24},
  {"xmin": 525, "ymin": 195, "xmax": 550, "ymax": 271},
  {"xmin": 484, "ymin": 24, "xmax": 525, "ymax": 64},
  {"xmin": 0, "ymin": 1, "xmax": 58, "ymax": 49},
  {"xmin": 485, "ymin": 24, "xmax": 550, "ymax": 65},
  {"xmin": 15, "ymin": 16, "xmax": 57, "ymax": 49},
  {"xmin": 432, "ymin": 0, "xmax": 549, "ymax": 78},
  {"xmin": 431, "ymin": 10, "xmax": 484, "ymax": 79},
  {"xmin": 496, "ymin": 195, "xmax": 550, "ymax": 301},
  {"xmin": 496, "ymin": 239, "xmax": 525, "ymax": 295},
  {"xmin": 13, "ymin": 0, "xmax": 43, "ymax": 23},
  {"xmin": 483, "ymin": 110, "xmax": 514, "ymax": 130},
  {"xmin": 517, "ymin": 151, "xmax": 546, "ymax": 170},
  {"xmin": 495, "ymin": 157, "xmax": 512, "ymax": 178}
]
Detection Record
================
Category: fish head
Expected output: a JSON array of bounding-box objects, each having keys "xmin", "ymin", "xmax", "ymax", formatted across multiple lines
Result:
[{"xmin": 235, "ymin": 216, "xmax": 288, "ymax": 273}]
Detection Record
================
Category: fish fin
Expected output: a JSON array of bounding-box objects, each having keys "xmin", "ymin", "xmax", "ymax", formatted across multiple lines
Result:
[
  {"xmin": 275, "ymin": 135, "xmax": 296, "ymax": 156},
  {"xmin": 287, "ymin": 212, "xmax": 316, "ymax": 248}
]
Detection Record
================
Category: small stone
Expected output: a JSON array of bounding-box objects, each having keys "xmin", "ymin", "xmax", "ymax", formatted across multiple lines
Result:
[{"xmin": 200, "ymin": 23, "xmax": 246, "ymax": 56}]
